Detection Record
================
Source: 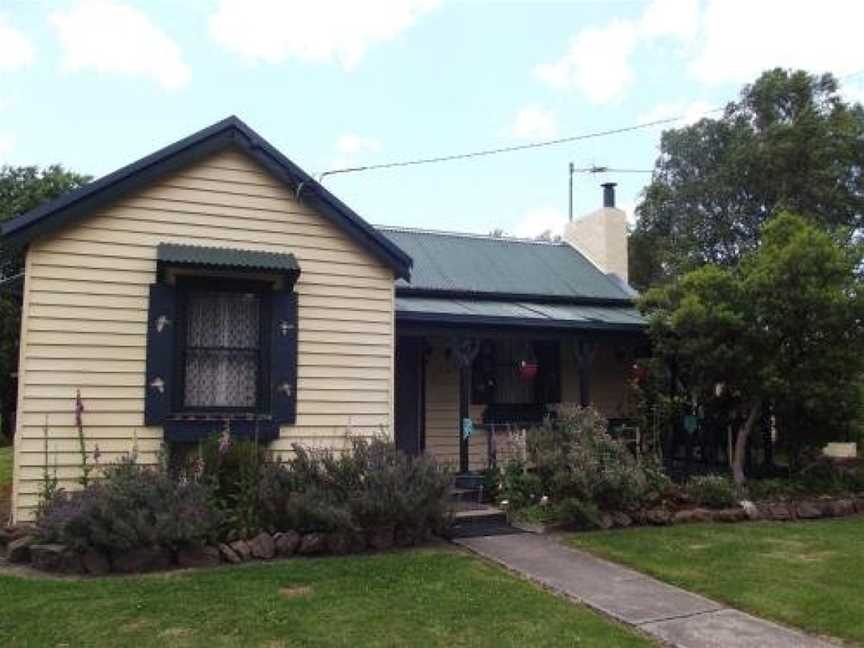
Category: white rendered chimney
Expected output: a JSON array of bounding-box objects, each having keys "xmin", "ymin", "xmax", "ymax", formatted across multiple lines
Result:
[{"xmin": 563, "ymin": 182, "xmax": 629, "ymax": 284}]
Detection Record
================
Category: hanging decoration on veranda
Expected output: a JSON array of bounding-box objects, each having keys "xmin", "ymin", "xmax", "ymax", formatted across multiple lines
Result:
[{"xmin": 517, "ymin": 342, "xmax": 538, "ymax": 382}]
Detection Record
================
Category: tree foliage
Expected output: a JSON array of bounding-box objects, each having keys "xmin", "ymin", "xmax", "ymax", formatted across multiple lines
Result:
[
  {"xmin": 641, "ymin": 213, "xmax": 864, "ymax": 482},
  {"xmin": 630, "ymin": 69, "xmax": 864, "ymax": 290}
]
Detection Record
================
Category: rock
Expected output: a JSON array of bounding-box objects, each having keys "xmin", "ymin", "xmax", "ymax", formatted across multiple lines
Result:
[
  {"xmin": 7, "ymin": 535, "xmax": 36, "ymax": 563},
  {"xmin": 274, "ymin": 531, "xmax": 301, "ymax": 557},
  {"xmin": 597, "ymin": 513, "xmax": 615, "ymax": 530},
  {"xmin": 30, "ymin": 544, "xmax": 83, "ymax": 574},
  {"xmin": 176, "ymin": 545, "xmax": 221, "ymax": 569},
  {"xmin": 327, "ymin": 532, "xmax": 354, "ymax": 555},
  {"xmin": 229, "ymin": 540, "xmax": 251, "ymax": 561},
  {"xmin": 673, "ymin": 508, "xmax": 712, "ymax": 524},
  {"xmin": 298, "ymin": 533, "xmax": 328, "ymax": 556},
  {"xmin": 768, "ymin": 503, "xmax": 794, "ymax": 521},
  {"xmin": 645, "ymin": 508, "xmax": 672, "ymax": 526},
  {"xmin": 740, "ymin": 500, "xmax": 761, "ymax": 521},
  {"xmin": 111, "ymin": 547, "xmax": 172, "ymax": 574},
  {"xmin": 828, "ymin": 499, "xmax": 855, "ymax": 517},
  {"xmin": 711, "ymin": 507, "xmax": 747, "ymax": 523},
  {"xmin": 630, "ymin": 510, "xmax": 648, "ymax": 525},
  {"xmin": 611, "ymin": 512, "xmax": 633, "ymax": 528},
  {"xmin": 2, "ymin": 525, "xmax": 36, "ymax": 544},
  {"xmin": 366, "ymin": 527, "xmax": 395, "ymax": 551},
  {"xmin": 796, "ymin": 501, "xmax": 823, "ymax": 519},
  {"xmin": 853, "ymin": 497, "xmax": 864, "ymax": 515},
  {"xmin": 218, "ymin": 543, "xmax": 242, "ymax": 564},
  {"xmin": 249, "ymin": 532, "xmax": 275, "ymax": 560},
  {"xmin": 349, "ymin": 531, "xmax": 369, "ymax": 553},
  {"xmin": 81, "ymin": 549, "xmax": 111, "ymax": 576}
]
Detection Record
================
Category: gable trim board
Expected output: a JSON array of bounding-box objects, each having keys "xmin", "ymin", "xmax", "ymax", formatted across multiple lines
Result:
[{"xmin": 1, "ymin": 116, "xmax": 412, "ymax": 280}]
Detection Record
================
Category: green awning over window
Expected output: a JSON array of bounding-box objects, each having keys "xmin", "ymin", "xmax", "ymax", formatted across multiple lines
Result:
[{"xmin": 157, "ymin": 243, "xmax": 299, "ymax": 273}]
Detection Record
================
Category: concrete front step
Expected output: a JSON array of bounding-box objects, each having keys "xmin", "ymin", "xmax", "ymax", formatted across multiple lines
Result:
[{"xmin": 453, "ymin": 473, "xmax": 485, "ymax": 491}]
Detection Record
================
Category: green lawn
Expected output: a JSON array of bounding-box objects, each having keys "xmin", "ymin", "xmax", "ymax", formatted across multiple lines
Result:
[
  {"xmin": 0, "ymin": 445, "xmax": 11, "ymax": 521},
  {"xmin": 0, "ymin": 445, "xmax": 12, "ymax": 487},
  {"xmin": 570, "ymin": 518, "xmax": 864, "ymax": 644},
  {"xmin": 0, "ymin": 548, "xmax": 652, "ymax": 647}
]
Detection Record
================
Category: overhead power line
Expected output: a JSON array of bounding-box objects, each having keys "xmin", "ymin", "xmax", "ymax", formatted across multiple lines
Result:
[
  {"xmin": 317, "ymin": 108, "xmax": 724, "ymax": 182},
  {"xmin": 317, "ymin": 68, "xmax": 864, "ymax": 182}
]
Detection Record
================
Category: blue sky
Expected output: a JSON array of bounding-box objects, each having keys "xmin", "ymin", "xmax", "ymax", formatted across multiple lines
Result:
[{"xmin": 2, "ymin": 0, "xmax": 863, "ymax": 237}]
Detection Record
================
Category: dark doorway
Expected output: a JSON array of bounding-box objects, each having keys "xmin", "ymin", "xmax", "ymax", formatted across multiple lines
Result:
[{"xmin": 394, "ymin": 336, "xmax": 425, "ymax": 455}]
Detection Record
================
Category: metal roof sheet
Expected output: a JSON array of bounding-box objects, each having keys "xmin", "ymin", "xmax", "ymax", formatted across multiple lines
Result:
[
  {"xmin": 157, "ymin": 243, "xmax": 299, "ymax": 272},
  {"xmin": 380, "ymin": 227, "xmax": 632, "ymax": 301},
  {"xmin": 396, "ymin": 296, "xmax": 645, "ymax": 330}
]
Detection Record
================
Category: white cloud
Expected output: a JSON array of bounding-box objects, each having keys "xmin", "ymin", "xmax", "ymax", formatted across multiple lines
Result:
[
  {"xmin": 0, "ymin": 14, "xmax": 35, "ymax": 70},
  {"xmin": 513, "ymin": 206, "xmax": 568, "ymax": 239},
  {"xmin": 638, "ymin": 99, "xmax": 714, "ymax": 127},
  {"xmin": 509, "ymin": 105, "xmax": 558, "ymax": 140},
  {"xmin": 535, "ymin": 19, "xmax": 638, "ymax": 104},
  {"xmin": 618, "ymin": 199, "xmax": 639, "ymax": 226},
  {"xmin": 50, "ymin": 0, "xmax": 190, "ymax": 90},
  {"xmin": 336, "ymin": 134, "xmax": 382, "ymax": 155},
  {"xmin": 0, "ymin": 132, "xmax": 15, "ymax": 160},
  {"xmin": 842, "ymin": 80, "xmax": 864, "ymax": 107},
  {"xmin": 639, "ymin": 0, "xmax": 700, "ymax": 42},
  {"xmin": 208, "ymin": 0, "xmax": 440, "ymax": 70},
  {"xmin": 689, "ymin": 0, "xmax": 864, "ymax": 84},
  {"xmin": 328, "ymin": 133, "xmax": 382, "ymax": 170},
  {"xmin": 534, "ymin": 0, "xmax": 702, "ymax": 104}
]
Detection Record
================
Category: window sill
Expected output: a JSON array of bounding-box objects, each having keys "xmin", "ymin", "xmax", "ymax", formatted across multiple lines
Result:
[{"xmin": 163, "ymin": 415, "xmax": 279, "ymax": 443}]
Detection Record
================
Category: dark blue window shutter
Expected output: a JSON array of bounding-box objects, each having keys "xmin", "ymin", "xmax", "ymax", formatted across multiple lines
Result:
[
  {"xmin": 144, "ymin": 283, "xmax": 177, "ymax": 425},
  {"xmin": 270, "ymin": 291, "xmax": 298, "ymax": 426}
]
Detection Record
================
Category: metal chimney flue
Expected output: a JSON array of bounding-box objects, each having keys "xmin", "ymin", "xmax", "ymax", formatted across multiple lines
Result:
[{"xmin": 602, "ymin": 182, "xmax": 617, "ymax": 208}]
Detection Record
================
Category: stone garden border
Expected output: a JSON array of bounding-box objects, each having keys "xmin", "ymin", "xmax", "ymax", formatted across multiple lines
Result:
[
  {"xmin": 0, "ymin": 525, "xmax": 430, "ymax": 577},
  {"xmin": 510, "ymin": 494, "xmax": 864, "ymax": 534}
]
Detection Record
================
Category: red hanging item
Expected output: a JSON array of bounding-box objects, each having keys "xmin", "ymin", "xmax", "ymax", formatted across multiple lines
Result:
[{"xmin": 516, "ymin": 342, "xmax": 538, "ymax": 382}]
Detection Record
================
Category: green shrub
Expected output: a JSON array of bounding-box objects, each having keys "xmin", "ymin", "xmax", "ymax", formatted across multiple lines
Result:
[
  {"xmin": 498, "ymin": 460, "xmax": 543, "ymax": 509},
  {"xmin": 257, "ymin": 437, "xmax": 452, "ymax": 537},
  {"xmin": 522, "ymin": 406, "xmax": 654, "ymax": 516},
  {"xmin": 685, "ymin": 475, "xmax": 739, "ymax": 509},
  {"xmin": 496, "ymin": 406, "xmax": 669, "ymax": 528},
  {"xmin": 36, "ymin": 456, "xmax": 222, "ymax": 553}
]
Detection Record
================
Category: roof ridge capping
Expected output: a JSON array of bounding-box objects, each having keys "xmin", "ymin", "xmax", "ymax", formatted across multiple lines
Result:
[
  {"xmin": 375, "ymin": 224, "xmax": 566, "ymax": 246},
  {"xmin": 1, "ymin": 115, "xmax": 412, "ymax": 280}
]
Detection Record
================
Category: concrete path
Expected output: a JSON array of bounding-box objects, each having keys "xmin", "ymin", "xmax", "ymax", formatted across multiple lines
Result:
[{"xmin": 455, "ymin": 533, "xmax": 835, "ymax": 647}]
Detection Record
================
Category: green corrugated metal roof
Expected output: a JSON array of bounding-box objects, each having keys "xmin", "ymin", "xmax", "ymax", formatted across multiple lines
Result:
[
  {"xmin": 157, "ymin": 243, "xmax": 299, "ymax": 272},
  {"xmin": 380, "ymin": 227, "xmax": 633, "ymax": 301},
  {"xmin": 396, "ymin": 296, "xmax": 645, "ymax": 330}
]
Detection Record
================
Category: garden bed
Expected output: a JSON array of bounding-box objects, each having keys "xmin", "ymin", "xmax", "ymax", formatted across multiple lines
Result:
[
  {"xmin": 1, "ymin": 523, "xmax": 432, "ymax": 576},
  {"xmin": 510, "ymin": 494, "xmax": 864, "ymax": 534},
  {"xmin": 11, "ymin": 435, "xmax": 452, "ymax": 577}
]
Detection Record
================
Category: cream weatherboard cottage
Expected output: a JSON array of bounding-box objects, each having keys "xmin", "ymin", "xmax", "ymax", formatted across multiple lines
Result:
[{"xmin": 1, "ymin": 117, "xmax": 645, "ymax": 522}]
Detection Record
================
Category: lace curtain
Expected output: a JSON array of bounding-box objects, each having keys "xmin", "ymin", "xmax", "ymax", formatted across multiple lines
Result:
[{"xmin": 184, "ymin": 291, "xmax": 260, "ymax": 408}]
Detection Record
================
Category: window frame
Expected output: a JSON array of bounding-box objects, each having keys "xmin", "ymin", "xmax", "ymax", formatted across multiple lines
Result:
[{"xmin": 172, "ymin": 276, "xmax": 274, "ymax": 415}]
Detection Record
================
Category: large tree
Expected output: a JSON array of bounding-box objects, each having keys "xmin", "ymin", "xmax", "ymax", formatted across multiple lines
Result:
[
  {"xmin": 0, "ymin": 164, "xmax": 90, "ymax": 438},
  {"xmin": 630, "ymin": 69, "xmax": 864, "ymax": 291},
  {"xmin": 642, "ymin": 213, "xmax": 864, "ymax": 483}
]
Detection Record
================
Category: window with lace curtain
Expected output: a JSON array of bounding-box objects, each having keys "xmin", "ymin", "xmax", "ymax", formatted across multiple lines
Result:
[{"xmin": 177, "ymin": 280, "xmax": 269, "ymax": 411}]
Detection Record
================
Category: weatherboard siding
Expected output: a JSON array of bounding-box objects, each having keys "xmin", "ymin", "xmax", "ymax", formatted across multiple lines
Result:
[
  {"xmin": 12, "ymin": 148, "xmax": 396, "ymax": 521},
  {"xmin": 423, "ymin": 340, "xmax": 460, "ymax": 469},
  {"xmin": 560, "ymin": 341, "xmax": 635, "ymax": 418}
]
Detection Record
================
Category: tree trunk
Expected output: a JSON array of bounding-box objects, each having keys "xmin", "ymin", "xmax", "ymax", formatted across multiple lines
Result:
[{"xmin": 732, "ymin": 401, "xmax": 762, "ymax": 485}]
